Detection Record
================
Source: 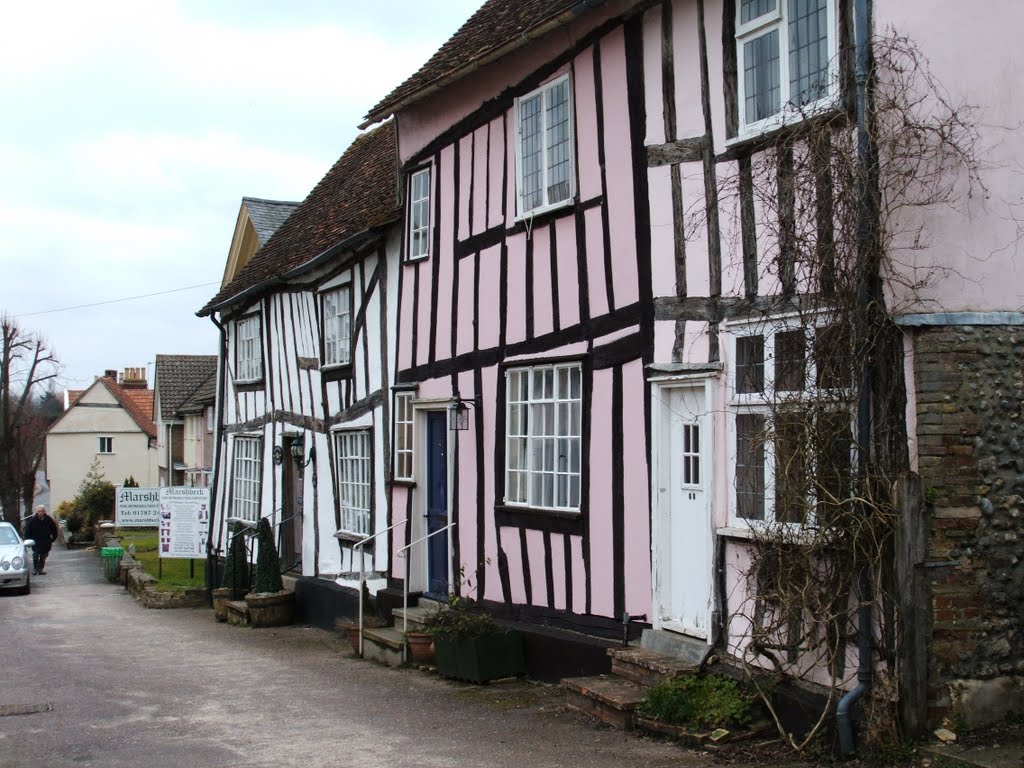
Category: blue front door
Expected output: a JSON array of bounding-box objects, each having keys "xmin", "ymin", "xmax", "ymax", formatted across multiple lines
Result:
[{"xmin": 426, "ymin": 411, "xmax": 449, "ymax": 597}]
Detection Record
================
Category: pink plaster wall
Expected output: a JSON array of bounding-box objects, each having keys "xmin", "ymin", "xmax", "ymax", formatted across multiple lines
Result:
[
  {"xmin": 550, "ymin": 532, "xmax": 568, "ymax": 611},
  {"xmin": 600, "ymin": 29, "xmax": 640, "ymax": 307},
  {"xmin": 525, "ymin": 529, "xmax": 548, "ymax": 607},
  {"xmin": 487, "ymin": 116, "xmax": 506, "ymax": 230},
  {"xmin": 587, "ymin": 369, "xmax": 616, "ymax": 618},
  {"xmin": 456, "ymin": 254, "xmax": 475, "ymax": 356},
  {"xmin": 505, "ymin": 237, "xmax": 528, "ymax": 345},
  {"xmin": 648, "ymin": 165, "xmax": 677, "ymax": 297},
  {"xmin": 531, "ymin": 224, "xmax": 555, "ymax": 338},
  {"xmin": 574, "ymin": 46, "xmax": 603, "ymax": 202},
  {"xmin": 480, "ymin": 364, "xmax": 503, "ymax": 604},
  {"xmin": 642, "ymin": 5, "xmax": 665, "ymax": 147},
  {"xmin": 457, "ymin": 134, "xmax": 473, "ymax": 241},
  {"xmin": 584, "ymin": 207, "xmax": 609, "ymax": 318},
  {"xmin": 571, "ymin": 534, "xmax": 587, "ymax": 613},
  {"xmin": 555, "ymin": 216, "xmax": 582, "ymax": 329},
  {"xmin": 622, "ymin": 358, "xmax": 653, "ymax": 614},
  {"xmin": 477, "ymin": 246, "xmax": 502, "ymax": 350},
  {"xmin": 499, "ymin": 526, "xmax": 527, "ymax": 604}
]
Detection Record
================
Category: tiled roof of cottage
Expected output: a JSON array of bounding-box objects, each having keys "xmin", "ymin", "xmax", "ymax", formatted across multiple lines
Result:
[
  {"xmin": 364, "ymin": 0, "xmax": 582, "ymax": 123},
  {"xmin": 176, "ymin": 371, "xmax": 217, "ymax": 416},
  {"xmin": 244, "ymin": 197, "xmax": 300, "ymax": 243},
  {"xmin": 154, "ymin": 355, "xmax": 218, "ymax": 421},
  {"xmin": 100, "ymin": 378, "xmax": 157, "ymax": 439},
  {"xmin": 199, "ymin": 120, "xmax": 399, "ymax": 315}
]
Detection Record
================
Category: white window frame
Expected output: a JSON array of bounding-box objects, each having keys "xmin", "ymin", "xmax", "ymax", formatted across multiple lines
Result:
[
  {"xmin": 726, "ymin": 315, "xmax": 855, "ymax": 527},
  {"xmin": 205, "ymin": 406, "xmax": 214, "ymax": 434},
  {"xmin": 235, "ymin": 313, "xmax": 263, "ymax": 383},
  {"xmin": 504, "ymin": 362, "xmax": 583, "ymax": 513},
  {"xmin": 514, "ymin": 74, "xmax": 577, "ymax": 219},
  {"xmin": 735, "ymin": 0, "xmax": 839, "ymax": 140},
  {"xmin": 394, "ymin": 392, "xmax": 414, "ymax": 482},
  {"xmin": 335, "ymin": 430, "xmax": 373, "ymax": 538},
  {"xmin": 321, "ymin": 286, "xmax": 352, "ymax": 368},
  {"xmin": 98, "ymin": 436, "xmax": 113, "ymax": 454},
  {"xmin": 408, "ymin": 167, "xmax": 432, "ymax": 261},
  {"xmin": 231, "ymin": 436, "xmax": 263, "ymax": 522}
]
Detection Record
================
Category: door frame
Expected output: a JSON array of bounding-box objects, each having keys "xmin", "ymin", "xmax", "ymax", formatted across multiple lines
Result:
[
  {"xmin": 409, "ymin": 399, "xmax": 457, "ymax": 595},
  {"xmin": 649, "ymin": 373, "xmax": 717, "ymax": 638}
]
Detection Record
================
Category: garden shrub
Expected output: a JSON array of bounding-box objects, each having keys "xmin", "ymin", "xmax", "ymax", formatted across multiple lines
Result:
[
  {"xmin": 636, "ymin": 674, "xmax": 753, "ymax": 731},
  {"xmin": 251, "ymin": 517, "xmax": 283, "ymax": 594}
]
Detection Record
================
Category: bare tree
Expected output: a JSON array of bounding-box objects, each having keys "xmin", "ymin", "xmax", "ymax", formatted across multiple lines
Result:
[{"xmin": 0, "ymin": 315, "xmax": 61, "ymax": 526}]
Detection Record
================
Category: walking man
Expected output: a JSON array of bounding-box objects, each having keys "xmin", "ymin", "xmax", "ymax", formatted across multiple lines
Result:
[{"xmin": 24, "ymin": 505, "xmax": 58, "ymax": 575}]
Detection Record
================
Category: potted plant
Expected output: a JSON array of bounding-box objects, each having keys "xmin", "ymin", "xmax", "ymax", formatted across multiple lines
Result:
[
  {"xmin": 244, "ymin": 517, "xmax": 294, "ymax": 627},
  {"xmin": 425, "ymin": 604, "xmax": 525, "ymax": 683},
  {"xmin": 212, "ymin": 531, "xmax": 247, "ymax": 622},
  {"xmin": 404, "ymin": 629, "xmax": 435, "ymax": 664}
]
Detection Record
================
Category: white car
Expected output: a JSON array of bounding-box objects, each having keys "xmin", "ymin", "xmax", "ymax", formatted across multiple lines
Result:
[{"xmin": 0, "ymin": 521, "xmax": 33, "ymax": 595}]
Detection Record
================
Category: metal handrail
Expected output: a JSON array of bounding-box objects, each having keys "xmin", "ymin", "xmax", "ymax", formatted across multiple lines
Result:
[
  {"xmin": 353, "ymin": 520, "xmax": 406, "ymax": 657},
  {"xmin": 397, "ymin": 522, "xmax": 456, "ymax": 664}
]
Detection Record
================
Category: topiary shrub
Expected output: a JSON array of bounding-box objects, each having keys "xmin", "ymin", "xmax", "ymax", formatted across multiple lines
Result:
[
  {"xmin": 221, "ymin": 531, "xmax": 249, "ymax": 599},
  {"xmin": 636, "ymin": 674, "xmax": 753, "ymax": 731},
  {"xmin": 57, "ymin": 500, "xmax": 85, "ymax": 535},
  {"xmin": 251, "ymin": 517, "xmax": 283, "ymax": 595}
]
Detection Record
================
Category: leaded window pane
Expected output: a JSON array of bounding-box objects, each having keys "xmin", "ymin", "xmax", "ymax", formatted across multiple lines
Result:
[
  {"xmin": 736, "ymin": 414, "xmax": 766, "ymax": 520},
  {"xmin": 741, "ymin": 0, "xmax": 777, "ymax": 23},
  {"xmin": 737, "ymin": 335, "xmax": 765, "ymax": 394},
  {"xmin": 744, "ymin": 29, "xmax": 781, "ymax": 124},
  {"xmin": 788, "ymin": 0, "xmax": 829, "ymax": 106},
  {"xmin": 337, "ymin": 431, "xmax": 372, "ymax": 536}
]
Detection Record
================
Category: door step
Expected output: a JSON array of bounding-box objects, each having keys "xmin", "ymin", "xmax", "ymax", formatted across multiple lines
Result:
[
  {"xmin": 361, "ymin": 626, "xmax": 405, "ymax": 667},
  {"xmin": 563, "ymin": 675, "xmax": 648, "ymax": 730},
  {"xmin": 392, "ymin": 601, "xmax": 447, "ymax": 632},
  {"xmin": 561, "ymin": 645, "xmax": 699, "ymax": 730}
]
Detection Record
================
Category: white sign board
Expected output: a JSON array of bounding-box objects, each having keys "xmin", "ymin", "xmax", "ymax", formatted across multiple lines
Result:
[
  {"xmin": 115, "ymin": 487, "xmax": 161, "ymax": 527},
  {"xmin": 159, "ymin": 487, "xmax": 210, "ymax": 559}
]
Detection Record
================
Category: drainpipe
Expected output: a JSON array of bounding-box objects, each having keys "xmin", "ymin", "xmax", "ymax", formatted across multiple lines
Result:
[
  {"xmin": 205, "ymin": 314, "xmax": 228, "ymax": 596},
  {"xmin": 837, "ymin": 0, "xmax": 874, "ymax": 756}
]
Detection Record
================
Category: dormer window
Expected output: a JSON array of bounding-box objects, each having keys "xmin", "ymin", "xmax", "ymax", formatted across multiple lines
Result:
[
  {"xmin": 515, "ymin": 74, "xmax": 576, "ymax": 218},
  {"xmin": 235, "ymin": 313, "xmax": 263, "ymax": 383},
  {"xmin": 736, "ymin": 0, "xmax": 837, "ymax": 137},
  {"xmin": 408, "ymin": 167, "xmax": 432, "ymax": 261}
]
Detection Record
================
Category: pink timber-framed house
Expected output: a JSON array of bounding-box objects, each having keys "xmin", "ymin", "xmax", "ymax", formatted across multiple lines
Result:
[{"xmin": 361, "ymin": 0, "xmax": 1024, "ymax": 739}]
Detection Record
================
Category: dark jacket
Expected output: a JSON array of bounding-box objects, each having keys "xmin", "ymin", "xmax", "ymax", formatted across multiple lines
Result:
[{"xmin": 24, "ymin": 513, "xmax": 58, "ymax": 553}]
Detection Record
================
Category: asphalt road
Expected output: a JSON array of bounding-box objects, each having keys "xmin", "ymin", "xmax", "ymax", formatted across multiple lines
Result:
[{"xmin": 0, "ymin": 547, "xmax": 701, "ymax": 768}]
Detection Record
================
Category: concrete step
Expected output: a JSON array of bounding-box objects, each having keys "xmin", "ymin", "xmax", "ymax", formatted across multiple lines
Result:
[
  {"xmin": 417, "ymin": 596, "xmax": 448, "ymax": 612},
  {"xmin": 226, "ymin": 600, "xmax": 249, "ymax": 627},
  {"xmin": 392, "ymin": 603, "xmax": 445, "ymax": 631},
  {"xmin": 562, "ymin": 675, "xmax": 649, "ymax": 730},
  {"xmin": 361, "ymin": 626, "xmax": 405, "ymax": 667},
  {"xmin": 608, "ymin": 646, "xmax": 695, "ymax": 687},
  {"xmin": 639, "ymin": 628, "xmax": 709, "ymax": 665}
]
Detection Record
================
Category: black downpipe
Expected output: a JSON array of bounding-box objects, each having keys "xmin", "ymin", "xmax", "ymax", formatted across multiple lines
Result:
[
  {"xmin": 837, "ymin": 0, "xmax": 874, "ymax": 756},
  {"xmin": 205, "ymin": 314, "xmax": 229, "ymax": 598}
]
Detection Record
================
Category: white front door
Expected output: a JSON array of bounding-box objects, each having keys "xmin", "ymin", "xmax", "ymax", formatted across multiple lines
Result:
[{"xmin": 654, "ymin": 384, "xmax": 712, "ymax": 638}]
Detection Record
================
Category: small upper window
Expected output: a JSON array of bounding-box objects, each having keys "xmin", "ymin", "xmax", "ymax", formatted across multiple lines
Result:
[
  {"xmin": 205, "ymin": 406, "xmax": 214, "ymax": 433},
  {"xmin": 235, "ymin": 313, "xmax": 263, "ymax": 382},
  {"xmin": 394, "ymin": 392, "xmax": 414, "ymax": 482},
  {"xmin": 99, "ymin": 437, "xmax": 113, "ymax": 454},
  {"xmin": 515, "ymin": 75, "xmax": 576, "ymax": 218},
  {"xmin": 322, "ymin": 286, "xmax": 352, "ymax": 367},
  {"xmin": 408, "ymin": 168, "xmax": 432, "ymax": 261},
  {"xmin": 736, "ymin": 0, "xmax": 837, "ymax": 136}
]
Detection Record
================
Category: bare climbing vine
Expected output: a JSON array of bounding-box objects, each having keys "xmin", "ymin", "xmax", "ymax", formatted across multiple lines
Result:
[{"xmin": 686, "ymin": 30, "xmax": 990, "ymax": 752}]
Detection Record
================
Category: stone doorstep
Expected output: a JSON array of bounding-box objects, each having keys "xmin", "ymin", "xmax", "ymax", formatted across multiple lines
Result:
[
  {"xmin": 226, "ymin": 600, "xmax": 250, "ymax": 627},
  {"xmin": 392, "ymin": 604, "xmax": 445, "ymax": 631},
  {"xmin": 361, "ymin": 626, "xmax": 405, "ymax": 667},
  {"xmin": 562, "ymin": 675, "xmax": 649, "ymax": 731},
  {"xmin": 608, "ymin": 647, "xmax": 694, "ymax": 687}
]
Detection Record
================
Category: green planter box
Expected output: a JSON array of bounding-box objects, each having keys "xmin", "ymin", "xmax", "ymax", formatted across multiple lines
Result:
[{"xmin": 433, "ymin": 630, "xmax": 526, "ymax": 683}]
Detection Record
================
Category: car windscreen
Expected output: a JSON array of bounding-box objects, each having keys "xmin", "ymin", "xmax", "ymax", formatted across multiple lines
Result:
[{"xmin": 0, "ymin": 528, "xmax": 19, "ymax": 545}]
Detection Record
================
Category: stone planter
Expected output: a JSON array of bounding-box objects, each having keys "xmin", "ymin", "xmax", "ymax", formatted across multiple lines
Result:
[
  {"xmin": 433, "ymin": 630, "xmax": 525, "ymax": 683},
  {"xmin": 405, "ymin": 632, "xmax": 435, "ymax": 664},
  {"xmin": 244, "ymin": 590, "xmax": 295, "ymax": 627},
  {"xmin": 212, "ymin": 587, "xmax": 234, "ymax": 622}
]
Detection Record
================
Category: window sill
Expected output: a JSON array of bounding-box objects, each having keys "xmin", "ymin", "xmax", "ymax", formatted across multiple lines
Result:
[
  {"xmin": 234, "ymin": 379, "xmax": 264, "ymax": 392},
  {"xmin": 717, "ymin": 526, "xmax": 755, "ymax": 541},
  {"xmin": 495, "ymin": 504, "xmax": 585, "ymax": 534},
  {"xmin": 334, "ymin": 530, "xmax": 373, "ymax": 548},
  {"xmin": 404, "ymin": 254, "xmax": 430, "ymax": 265},
  {"xmin": 723, "ymin": 98, "xmax": 845, "ymax": 156},
  {"xmin": 388, "ymin": 479, "xmax": 416, "ymax": 488}
]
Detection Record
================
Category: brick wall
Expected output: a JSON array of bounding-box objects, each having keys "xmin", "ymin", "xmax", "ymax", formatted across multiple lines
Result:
[{"xmin": 913, "ymin": 325, "xmax": 1024, "ymax": 728}]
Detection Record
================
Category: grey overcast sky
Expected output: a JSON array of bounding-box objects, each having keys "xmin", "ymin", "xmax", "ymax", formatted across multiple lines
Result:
[{"xmin": 1, "ymin": 1, "xmax": 481, "ymax": 391}]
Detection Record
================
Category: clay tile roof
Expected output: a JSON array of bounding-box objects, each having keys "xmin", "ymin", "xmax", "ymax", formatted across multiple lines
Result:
[
  {"xmin": 243, "ymin": 197, "xmax": 300, "ymax": 243},
  {"xmin": 199, "ymin": 120, "xmax": 399, "ymax": 316},
  {"xmin": 100, "ymin": 378, "xmax": 157, "ymax": 439},
  {"xmin": 154, "ymin": 355, "xmax": 219, "ymax": 421},
  {"xmin": 364, "ymin": 0, "xmax": 583, "ymax": 123}
]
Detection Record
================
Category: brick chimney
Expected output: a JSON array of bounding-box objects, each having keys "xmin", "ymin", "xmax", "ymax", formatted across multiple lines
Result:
[{"xmin": 103, "ymin": 369, "xmax": 117, "ymax": 380}]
